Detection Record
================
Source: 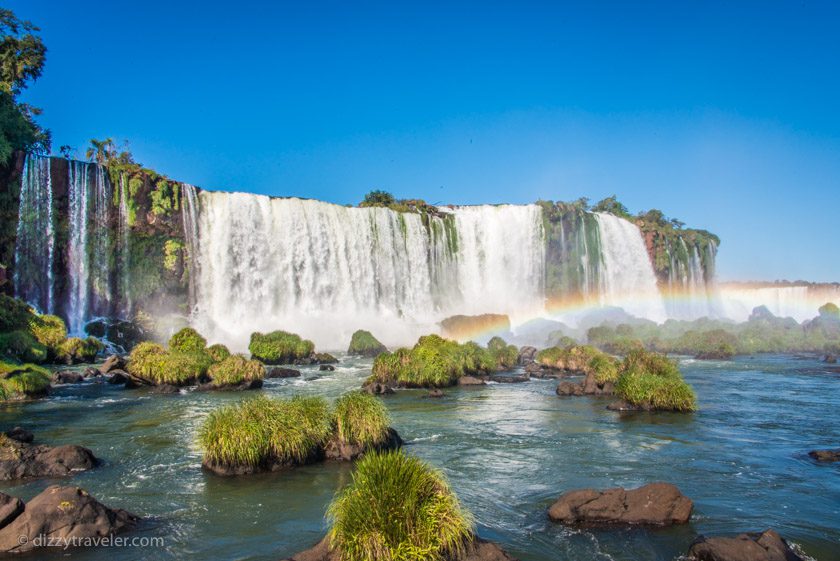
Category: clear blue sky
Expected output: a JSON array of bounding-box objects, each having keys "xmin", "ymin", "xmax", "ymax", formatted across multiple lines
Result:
[{"xmin": 9, "ymin": 0, "xmax": 840, "ymax": 282}]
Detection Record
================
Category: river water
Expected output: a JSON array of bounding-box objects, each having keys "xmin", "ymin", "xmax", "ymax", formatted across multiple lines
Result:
[{"xmin": 0, "ymin": 355, "xmax": 837, "ymax": 560}]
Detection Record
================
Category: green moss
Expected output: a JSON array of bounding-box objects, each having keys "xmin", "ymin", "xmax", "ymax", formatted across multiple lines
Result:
[
  {"xmin": 56, "ymin": 336, "xmax": 104, "ymax": 364},
  {"xmin": 314, "ymin": 352, "xmax": 338, "ymax": 364},
  {"xmin": 28, "ymin": 314, "xmax": 67, "ymax": 349},
  {"xmin": 0, "ymin": 330, "xmax": 47, "ymax": 362},
  {"xmin": 168, "ymin": 327, "xmax": 207, "ymax": 354},
  {"xmin": 163, "ymin": 239, "xmax": 184, "ymax": 272},
  {"xmin": 369, "ymin": 334, "xmax": 497, "ymax": 388},
  {"xmin": 249, "ymin": 331, "xmax": 315, "ymax": 364},
  {"xmin": 615, "ymin": 349, "xmax": 696, "ymax": 412},
  {"xmin": 332, "ymin": 391, "xmax": 390, "ymax": 448},
  {"xmin": 198, "ymin": 395, "xmax": 332, "ymax": 469},
  {"xmin": 327, "ymin": 450, "xmax": 473, "ymax": 561},
  {"xmin": 208, "ymin": 354, "xmax": 265, "ymax": 387},
  {"xmin": 0, "ymin": 361, "xmax": 50, "ymax": 401},
  {"xmin": 206, "ymin": 344, "xmax": 231, "ymax": 362},
  {"xmin": 0, "ymin": 294, "xmax": 35, "ymax": 332},
  {"xmin": 347, "ymin": 330, "xmax": 387, "ymax": 357}
]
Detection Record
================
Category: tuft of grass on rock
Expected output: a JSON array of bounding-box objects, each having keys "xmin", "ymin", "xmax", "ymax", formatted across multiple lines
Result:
[
  {"xmin": 347, "ymin": 330, "xmax": 387, "ymax": 357},
  {"xmin": 0, "ymin": 330, "xmax": 47, "ymax": 363},
  {"xmin": 332, "ymin": 391, "xmax": 390, "ymax": 448},
  {"xmin": 168, "ymin": 327, "xmax": 207, "ymax": 354},
  {"xmin": 56, "ymin": 336, "xmax": 104, "ymax": 364},
  {"xmin": 206, "ymin": 343, "xmax": 231, "ymax": 363},
  {"xmin": 0, "ymin": 361, "xmax": 51, "ymax": 400},
  {"xmin": 615, "ymin": 349, "xmax": 697, "ymax": 411},
  {"xmin": 127, "ymin": 341, "xmax": 211, "ymax": 385},
  {"xmin": 208, "ymin": 354, "xmax": 265, "ymax": 386},
  {"xmin": 327, "ymin": 449, "xmax": 473, "ymax": 561},
  {"xmin": 28, "ymin": 314, "xmax": 67, "ymax": 350},
  {"xmin": 249, "ymin": 331, "xmax": 315, "ymax": 364}
]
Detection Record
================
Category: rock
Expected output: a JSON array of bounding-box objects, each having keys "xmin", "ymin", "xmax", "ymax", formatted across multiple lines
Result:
[
  {"xmin": 0, "ymin": 485, "xmax": 137, "ymax": 553},
  {"xmin": 283, "ymin": 535, "xmax": 517, "ymax": 561},
  {"xmin": 607, "ymin": 400, "xmax": 642, "ymax": 411},
  {"xmin": 53, "ymin": 370, "xmax": 85, "ymax": 384},
  {"xmin": 824, "ymin": 354, "xmax": 837, "ymax": 364},
  {"xmin": 548, "ymin": 483, "xmax": 692, "ymax": 526},
  {"xmin": 808, "ymin": 448, "xmax": 840, "ymax": 462},
  {"xmin": 314, "ymin": 353, "xmax": 339, "ymax": 364},
  {"xmin": 196, "ymin": 379, "xmax": 263, "ymax": 392},
  {"xmin": 688, "ymin": 529, "xmax": 806, "ymax": 561},
  {"xmin": 517, "ymin": 346, "xmax": 537, "ymax": 365},
  {"xmin": 488, "ymin": 374, "xmax": 529, "ymax": 383},
  {"xmin": 324, "ymin": 428, "xmax": 403, "ymax": 462},
  {"xmin": 150, "ymin": 384, "xmax": 181, "ymax": 394},
  {"xmin": 4, "ymin": 427, "xmax": 33, "ymax": 444},
  {"xmin": 427, "ymin": 389, "xmax": 445, "ymax": 398},
  {"xmin": 556, "ymin": 381, "xmax": 583, "ymax": 396},
  {"xmin": 99, "ymin": 354, "xmax": 126, "ymax": 375},
  {"xmin": 83, "ymin": 367, "xmax": 99, "ymax": 378},
  {"xmin": 0, "ymin": 493, "xmax": 23, "ymax": 529},
  {"xmin": 319, "ymin": 364, "xmax": 336, "ymax": 372},
  {"xmin": 267, "ymin": 367, "xmax": 302, "ymax": 378},
  {"xmin": 458, "ymin": 376, "xmax": 486, "ymax": 386},
  {"xmin": 0, "ymin": 436, "xmax": 98, "ymax": 480},
  {"xmin": 107, "ymin": 370, "xmax": 130, "ymax": 385},
  {"xmin": 556, "ymin": 371, "xmax": 613, "ymax": 398},
  {"xmin": 363, "ymin": 382, "xmax": 395, "ymax": 395}
]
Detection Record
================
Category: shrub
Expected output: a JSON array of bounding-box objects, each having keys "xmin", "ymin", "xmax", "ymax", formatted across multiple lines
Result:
[
  {"xmin": 0, "ymin": 295, "xmax": 35, "ymax": 332},
  {"xmin": 487, "ymin": 336, "xmax": 518, "ymax": 369},
  {"xmin": 0, "ymin": 361, "xmax": 50, "ymax": 400},
  {"xmin": 168, "ymin": 327, "xmax": 207, "ymax": 353},
  {"xmin": 206, "ymin": 343, "xmax": 231, "ymax": 362},
  {"xmin": 29, "ymin": 314, "xmax": 67, "ymax": 349},
  {"xmin": 198, "ymin": 395, "xmax": 332, "ymax": 469},
  {"xmin": 249, "ymin": 331, "xmax": 314, "ymax": 364},
  {"xmin": 589, "ymin": 353, "xmax": 620, "ymax": 384},
  {"xmin": 56, "ymin": 336, "xmax": 103, "ymax": 364},
  {"xmin": 333, "ymin": 392, "xmax": 390, "ymax": 448},
  {"xmin": 208, "ymin": 354, "xmax": 265, "ymax": 386},
  {"xmin": 347, "ymin": 330, "xmax": 387, "ymax": 357},
  {"xmin": 127, "ymin": 341, "xmax": 211, "ymax": 385},
  {"xmin": 615, "ymin": 349, "xmax": 696, "ymax": 412},
  {"xmin": 327, "ymin": 450, "xmax": 473, "ymax": 561},
  {"xmin": 0, "ymin": 330, "xmax": 47, "ymax": 363},
  {"xmin": 537, "ymin": 344, "xmax": 615, "ymax": 375}
]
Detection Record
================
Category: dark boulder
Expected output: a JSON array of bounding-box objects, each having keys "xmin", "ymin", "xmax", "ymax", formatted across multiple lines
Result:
[
  {"xmin": 0, "ymin": 436, "xmax": 98, "ymax": 480},
  {"xmin": 808, "ymin": 448, "xmax": 840, "ymax": 462},
  {"xmin": 688, "ymin": 529, "xmax": 807, "ymax": 561},
  {"xmin": 458, "ymin": 375, "xmax": 486, "ymax": 386},
  {"xmin": 150, "ymin": 384, "xmax": 181, "ymax": 394},
  {"xmin": 4, "ymin": 427, "xmax": 33, "ymax": 444},
  {"xmin": 83, "ymin": 367, "xmax": 100, "ymax": 378},
  {"xmin": 53, "ymin": 370, "xmax": 85, "ymax": 385},
  {"xmin": 196, "ymin": 379, "xmax": 263, "ymax": 392},
  {"xmin": 607, "ymin": 400, "xmax": 643, "ymax": 411},
  {"xmin": 556, "ymin": 381, "xmax": 584, "ymax": 396},
  {"xmin": 0, "ymin": 486, "xmax": 137, "ymax": 553},
  {"xmin": 314, "ymin": 353, "xmax": 339, "ymax": 364},
  {"xmin": 107, "ymin": 370, "xmax": 130, "ymax": 385},
  {"xmin": 324, "ymin": 428, "xmax": 403, "ymax": 462},
  {"xmin": 556, "ymin": 371, "xmax": 613, "ymax": 398},
  {"xmin": 548, "ymin": 483, "xmax": 692, "ymax": 526},
  {"xmin": 489, "ymin": 374, "xmax": 529, "ymax": 383},
  {"xmin": 99, "ymin": 354, "xmax": 126, "ymax": 375},
  {"xmin": 824, "ymin": 354, "xmax": 837, "ymax": 364},
  {"xmin": 267, "ymin": 367, "xmax": 302, "ymax": 378},
  {"xmin": 319, "ymin": 364, "xmax": 336, "ymax": 372},
  {"xmin": 283, "ymin": 535, "xmax": 517, "ymax": 561},
  {"xmin": 363, "ymin": 382, "xmax": 395, "ymax": 395},
  {"xmin": 517, "ymin": 346, "xmax": 537, "ymax": 365},
  {"xmin": 0, "ymin": 493, "xmax": 23, "ymax": 529},
  {"xmin": 427, "ymin": 389, "xmax": 445, "ymax": 398}
]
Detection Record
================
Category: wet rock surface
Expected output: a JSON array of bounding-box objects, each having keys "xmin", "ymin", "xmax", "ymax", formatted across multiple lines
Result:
[
  {"xmin": 687, "ymin": 529, "xmax": 806, "ymax": 561},
  {"xmin": 0, "ymin": 434, "xmax": 98, "ymax": 480},
  {"xmin": 548, "ymin": 483, "xmax": 692, "ymax": 526}
]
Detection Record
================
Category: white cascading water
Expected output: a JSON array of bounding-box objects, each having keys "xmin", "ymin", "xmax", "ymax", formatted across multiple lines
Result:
[
  {"xmin": 181, "ymin": 183, "xmax": 200, "ymax": 311},
  {"xmin": 593, "ymin": 212, "xmax": 667, "ymax": 323},
  {"xmin": 118, "ymin": 175, "xmax": 132, "ymax": 317},
  {"xmin": 664, "ymin": 239, "xmax": 718, "ymax": 320},
  {"xmin": 67, "ymin": 161, "xmax": 91, "ymax": 333},
  {"xmin": 192, "ymin": 193, "xmax": 546, "ymax": 350},
  {"xmin": 718, "ymin": 285, "xmax": 840, "ymax": 322}
]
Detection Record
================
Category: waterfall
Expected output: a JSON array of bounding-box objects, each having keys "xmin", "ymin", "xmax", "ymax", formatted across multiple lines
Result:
[
  {"xmin": 181, "ymin": 183, "xmax": 200, "ymax": 312},
  {"xmin": 118, "ymin": 175, "xmax": 132, "ymax": 317},
  {"xmin": 14, "ymin": 154, "xmax": 55, "ymax": 314},
  {"xmin": 593, "ymin": 212, "xmax": 667, "ymax": 322},
  {"xmin": 719, "ymin": 285, "xmax": 840, "ymax": 322},
  {"xmin": 192, "ymin": 194, "xmax": 545, "ymax": 349},
  {"xmin": 663, "ymin": 238, "xmax": 718, "ymax": 320}
]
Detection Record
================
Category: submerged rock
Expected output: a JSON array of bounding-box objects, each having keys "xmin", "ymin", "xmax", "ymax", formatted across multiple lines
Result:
[
  {"xmin": 284, "ymin": 535, "xmax": 517, "ymax": 561},
  {"xmin": 196, "ymin": 379, "xmax": 263, "ymax": 392},
  {"xmin": 824, "ymin": 354, "xmax": 837, "ymax": 364},
  {"xmin": 0, "ymin": 485, "xmax": 137, "ymax": 553},
  {"xmin": 489, "ymin": 374, "xmax": 529, "ymax": 384},
  {"xmin": 319, "ymin": 364, "xmax": 336, "ymax": 372},
  {"xmin": 687, "ymin": 529, "xmax": 807, "ymax": 561},
  {"xmin": 548, "ymin": 483, "xmax": 692, "ymax": 526},
  {"xmin": 363, "ymin": 381, "xmax": 395, "ymax": 395},
  {"xmin": 267, "ymin": 367, "xmax": 301, "ymax": 378},
  {"xmin": 107, "ymin": 370, "xmax": 130, "ymax": 385},
  {"xmin": 808, "ymin": 448, "xmax": 840, "ymax": 462},
  {"xmin": 555, "ymin": 371, "xmax": 614, "ymax": 398},
  {"xmin": 427, "ymin": 389, "xmax": 445, "ymax": 398},
  {"xmin": 0, "ymin": 435, "xmax": 98, "ymax": 480}
]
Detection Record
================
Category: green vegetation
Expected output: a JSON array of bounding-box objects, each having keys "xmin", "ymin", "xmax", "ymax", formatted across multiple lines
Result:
[
  {"xmin": 206, "ymin": 343, "xmax": 231, "ymax": 362},
  {"xmin": 537, "ymin": 344, "xmax": 620, "ymax": 383},
  {"xmin": 199, "ymin": 395, "xmax": 332, "ymax": 469},
  {"xmin": 332, "ymin": 391, "xmax": 391, "ymax": 448},
  {"xmin": 207, "ymin": 354, "xmax": 265, "ymax": 387},
  {"xmin": 327, "ymin": 450, "xmax": 473, "ymax": 561},
  {"xmin": 56, "ymin": 336, "xmax": 103, "ymax": 364},
  {"xmin": 28, "ymin": 314, "xmax": 66, "ymax": 349},
  {"xmin": 347, "ymin": 329, "xmax": 387, "ymax": 357},
  {"xmin": 614, "ymin": 349, "xmax": 697, "ymax": 412},
  {"xmin": 249, "ymin": 330, "xmax": 314, "ymax": 364},
  {"xmin": 127, "ymin": 340, "xmax": 212, "ymax": 386},
  {"xmin": 360, "ymin": 190, "xmax": 396, "ymax": 207},
  {"xmin": 169, "ymin": 327, "xmax": 207, "ymax": 354},
  {"xmin": 369, "ymin": 334, "xmax": 498, "ymax": 388},
  {"xmin": 487, "ymin": 336, "xmax": 518, "ymax": 369},
  {"xmin": 0, "ymin": 360, "xmax": 50, "ymax": 400},
  {"xmin": 0, "ymin": 329, "xmax": 46, "ymax": 362}
]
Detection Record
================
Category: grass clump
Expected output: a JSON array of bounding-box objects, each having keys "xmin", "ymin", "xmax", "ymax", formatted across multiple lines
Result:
[
  {"xmin": 56, "ymin": 336, "xmax": 104, "ymax": 364},
  {"xmin": 127, "ymin": 341, "xmax": 212, "ymax": 385},
  {"xmin": 614, "ymin": 349, "xmax": 697, "ymax": 412},
  {"xmin": 0, "ymin": 330, "xmax": 47, "ymax": 363},
  {"xmin": 249, "ymin": 330, "xmax": 315, "ymax": 364},
  {"xmin": 487, "ymin": 336, "xmax": 518, "ymax": 369},
  {"xmin": 208, "ymin": 354, "xmax": 265, "ymax": 387},
  {"xmin": 168, "ymin": 327, "xmax": 207, "ymax": 353},
  {"xmin": 369, "ymin": 334, "xmax": 498, "ymax": 388},
  {"xmin": 0, "ymin": 295, "xmax": 35, "ymax": 332},
  {"xmin": 333, "ymin": 391, "xmax": 390, "ymax": 448},
  {"xmin": 198, "ymin": 395, "xmax": 332, "ymax": 469},
  {"xmin": 0, "ymin": 361, "xmax": 51, "ymax": 400},
  {"xmin": 28, "ymin": 314, "xmax": 67, "ymax": 349},
  {"xmin": 327, "ymin": 450, "xmax": 473, "ymax": 561},
  {"xmin": 206, "ymin": 343, "xmax": 231, "ymax": 362},
  {"xmin": 537, "ymin": 344, "xmax": 619, "ymax": 383},
  {"xmin": 347, "ymin": 330, "xmax": 387, "ymax": 357}
]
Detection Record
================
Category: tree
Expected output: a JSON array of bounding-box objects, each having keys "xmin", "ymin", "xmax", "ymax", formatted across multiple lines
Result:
[
  {"xmin": 592, "ymin": 195, "xmax": 630, "ymax": 218},
  {"xmin": 361, "ymin": 190, "xmax": 396, "ymax": 207},
  {"xmin": 86, "ymin": 138, "xmax": 136, "ymax": 166}
]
